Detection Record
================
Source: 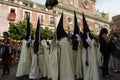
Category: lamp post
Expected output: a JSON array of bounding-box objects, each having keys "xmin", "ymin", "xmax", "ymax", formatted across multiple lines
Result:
[
  {"xmin": 45, "ymin": 0, "xmax": 58, "ymax": 41},
  {"xmin": 45, "ymin": 0, "xmax": 58, "ymax": 10},
  {"xmin": 45, "ymin": 1, "xmax": 59, "ymax": 80},
  {"xmin": 45, "ymin": 0, "xmax": 58, "ymax": 27}
]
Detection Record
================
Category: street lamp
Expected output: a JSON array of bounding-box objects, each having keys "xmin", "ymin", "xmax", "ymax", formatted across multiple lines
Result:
[
  {"xmin": 45, "ymin": 0, "xmax": 58, "ymax": 10},
  {"xmin": 45, "ymin": 0, "xmax": 59, "ymax": 41}
]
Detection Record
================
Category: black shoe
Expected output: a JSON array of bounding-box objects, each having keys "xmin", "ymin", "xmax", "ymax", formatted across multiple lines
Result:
[
  {"xmin": 103, "ymin": 75, "xmax": 111, "ymax": 79},
  {"xmin": 108, "ymin": 74, "xmax": 114, "ymax": 77},
  {"xmin": 114, "ymin": 70, "xmax": 120, "ymax": 73}
]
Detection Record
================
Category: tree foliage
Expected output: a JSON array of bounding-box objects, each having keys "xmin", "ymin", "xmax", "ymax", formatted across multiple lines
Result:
[
  {"xmin": 41, "ymin": 27, "xmax": 54, "ymax": 39},
  {"xmin": 9, "ymin": 20, "xmax": 35, "ymax": 40},
  {"xmin": 91, "ymin": 31, "xmax": 99, "ymax": 41},
  {"xmin": 8, "ymin": 20, "xmax": 54, "ymax": 40}
]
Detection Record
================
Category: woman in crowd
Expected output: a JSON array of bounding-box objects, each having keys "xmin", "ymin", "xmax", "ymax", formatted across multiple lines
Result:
[
  {"xmin": 99, "ymin": 28, "xmax": 112, "ymax": 78},
  {"xmin": 0, "ymin": 32, "xmax": 12, "ymax": 79}
]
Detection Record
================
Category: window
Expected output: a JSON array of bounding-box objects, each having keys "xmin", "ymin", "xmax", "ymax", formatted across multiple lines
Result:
[
  {"xmin": 39, "ymin": 14, "xmax": 44, "ymax": 24},
  {"xmin": 82, "ymin": 0, "xmax": 89, "ymax": 8},
  {"xmin": 38, "ymin": 13, "xmax": 45, "ymax": 25},
  {"xmin": 49, "ymin": 16, "xmax": 54, "ymax": 26},
  {"xmin": 23, "ymin": 2, "xmax": 28, "ymax": 6},
  {"xmin": 24, "ymin": 11, "xmax": 30, "ymax": 20},
  {"xmin": 74, "ymin": 0, "xmax": 78, "ymax": 7},
  {"xmin": 30, "ymin": 3, "xmax": 33, "ymax": 8},
  {"xmin": 8, "ymin": 8, "xmax": 16, "ymax": 20},
  {"xmin": 67, "ymin": 17, "xmax": 72, "ymax": 24},
  {"xmin": 10, "ymin": 8, "xmax": 15, "ymax": 13}
]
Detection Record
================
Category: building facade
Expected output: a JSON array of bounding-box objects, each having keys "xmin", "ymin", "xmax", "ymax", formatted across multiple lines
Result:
[
  {"xmin": 0, "ymin": 0, "xmax": 109, "ymax": 36},
  {"xmin": 110, "ymin": 14, "xmax": 120, "ymax": 34}
]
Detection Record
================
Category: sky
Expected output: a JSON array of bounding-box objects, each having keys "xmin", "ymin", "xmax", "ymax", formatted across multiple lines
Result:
[
  {"xmin": 34, "ymin": 0, "xmax": 45, "ymax": 4},
  {"xmin": 95, "ymin": 0, "xmax": 120, "ymax": 14},
  {"xmin": 34, "ymin": 0, "xmax": 120, "ymax": 14}
]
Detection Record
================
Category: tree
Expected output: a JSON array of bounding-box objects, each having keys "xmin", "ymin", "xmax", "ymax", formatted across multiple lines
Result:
[
  {"xmin": 9, "ymin": 20, "xmax": 54, "ymax": 40},
  {"xmin": 9, "ymin": 20, "xmax": 35, "ymax": 40},
  {"xmin": 41, "ymin": 27, "xmax": 54, "ymax": 39}
]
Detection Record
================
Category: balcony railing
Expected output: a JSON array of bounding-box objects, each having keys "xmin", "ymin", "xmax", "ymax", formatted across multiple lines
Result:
[{"xmin": 8, "ymin": 12, "xmax": 16, "ymax": 20}]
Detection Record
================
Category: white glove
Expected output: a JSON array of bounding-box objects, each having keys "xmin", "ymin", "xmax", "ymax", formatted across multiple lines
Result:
[
  {"xmin": 27, "ymin": 38, "xmax": 31, "ymax": 43},
  {"xmin": 86, "ymin": 32, "xmax": 92, "ymax": 46},
  {"xmin": 75, "ymin": 34, "xmax": 80, "ymax": 41}
]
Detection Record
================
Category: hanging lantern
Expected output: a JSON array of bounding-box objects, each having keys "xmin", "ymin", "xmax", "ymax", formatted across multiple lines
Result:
[{"xmin": 45, "ymin": 0, "xmax": 58, "ymax": 9}]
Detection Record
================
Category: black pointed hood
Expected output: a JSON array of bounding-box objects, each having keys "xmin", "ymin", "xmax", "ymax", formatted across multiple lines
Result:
[
  {"xmin": 80, "ymin": 32, "xmax": 89, "ymax": 49},
  {"xmin": 72, "ymin": 11, "xmax": 80, "ymax": 50},
  {"xmin": 34, "ymin": 17, "xmax": 40, "ymax": 53},
  {"xmin": 56, "ymin": 12, "xmax": 67, "ymax": 41},
  {"xmin": 73, "ymin": 11, "xmax": 80, "ymax": 35},
  {"xmin": 72, "ymin": 11, "xmax": 89, "ymax": 49},
  {"xmin": 25, "ymin": 16, "xmax": 31, "ymax": 41},
  {"xmin": 82, "ymin": 13, "xmax": 93, "ymax": 40},
  {"xmin": 45, "ymin": 0, "xmax": 58, "ymax": 9}
]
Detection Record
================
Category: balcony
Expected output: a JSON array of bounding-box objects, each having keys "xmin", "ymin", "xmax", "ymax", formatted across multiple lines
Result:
[{"xmin": 8, "ymin": 12, "xmax": 16, "ymax": 20}]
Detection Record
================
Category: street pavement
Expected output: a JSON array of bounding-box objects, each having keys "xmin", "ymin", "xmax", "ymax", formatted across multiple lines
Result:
[{"xmin": 0, "ymin": 62, "xmax": 120, "ymax": 80}]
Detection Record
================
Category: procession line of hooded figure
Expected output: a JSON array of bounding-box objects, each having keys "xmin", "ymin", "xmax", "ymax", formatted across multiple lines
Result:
[
  {"xmin": 28, "ymin": 17, "xmax": 52, "ymax": 79},
  {"xmin": 16, "ymin": 16, "xmax": 51, "ymax": 79},
  {"xmin": 16, "ymin": 11, "xmax": 100, "ymax": 80}
]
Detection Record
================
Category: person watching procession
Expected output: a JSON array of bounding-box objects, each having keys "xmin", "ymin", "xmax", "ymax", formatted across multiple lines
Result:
[
  {"xmin": 0, "ymin": 32, "xmax": 12, "ymax": 79},
  {"xmin": 99, "ymin": 28, "xmax": 113, "ymax": 79}
]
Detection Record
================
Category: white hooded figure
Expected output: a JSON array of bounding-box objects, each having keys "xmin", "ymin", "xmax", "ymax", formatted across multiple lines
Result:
[
  {"xmin": 49, "ymin": 40, "xmax": 58, "ymax": 80},
  {"xmin": 58, "ymin": 37, "xmax": 75, "ymax": 80},
  {"xmin": 72, "ymin": 12, "xmax": 83, "ymax": 79},
  {"xmin": 75, "ymin": 34, "xmax": 83, "ymax": 79},
  {"xmin": 29, "ymin": 18, "xmax": 43, "ymax": 79},
  {"xmin": 82, "ymin": 32, "xmax": 99, "ymax": 80},
  {"xmin": 16, "ymin": 17, "xmax": 31, "ymax": 77},
  {"xmin": 72, "ymin": 34, "xmax": 83, "ymax": 79},
  {"xmin": 56, "ymin": 12, "xmax": 75, "ymax": 80},
  {"xmin": 16, "ymin": 39, "xmax": 31, "ymax": 77},
  {"xmin": 82, "ymin": 13, "xmax": 99, "ymax": 80},
  {"xmin": 40, "ymin": 39, "xmax": 51, "ymax": 78},
  {"xmin": 29, "ymin": 40, "xmax": 41, "ymax": 79}
]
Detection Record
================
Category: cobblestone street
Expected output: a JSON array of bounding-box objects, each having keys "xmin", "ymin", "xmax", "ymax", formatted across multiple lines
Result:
[
  {"xmin": 0, "ymin": 62, "xmax": 120, "ymax": 80},
  {"xmin": 0, "ymin": 63, "xmax": 29, "ymax": 80}
]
